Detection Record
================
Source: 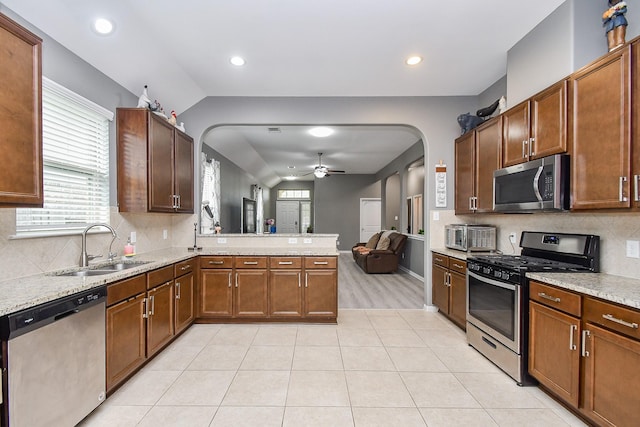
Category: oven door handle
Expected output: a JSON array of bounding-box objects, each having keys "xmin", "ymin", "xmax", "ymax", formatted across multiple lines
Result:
[{"xmin": 467, "ymin": 270, "xmax": 517, "ymax": 291}]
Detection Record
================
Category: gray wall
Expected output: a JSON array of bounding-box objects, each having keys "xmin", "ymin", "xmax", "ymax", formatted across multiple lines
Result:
[
  {"xmin": 384, "ymin": 174, "xmax": 400, "ymax": 230},
  {"xmin": 0, "ymin": 5, "xmax": 138, "ymax": 208},
  {"xmin": 399, "ymin": 237, "xmax": 424, "ymax": 278},
  {"xmin": 314, "ymin": 175, "xmax": 380, "ymax": 250},
  {"xmin": 201, "ymin": 145, "xmax": 270, "ymax": 233}
]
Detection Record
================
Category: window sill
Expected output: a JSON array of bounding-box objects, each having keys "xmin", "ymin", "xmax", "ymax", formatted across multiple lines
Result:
[{"xmin": 10, "ymin": 228, "xmax": 113, "ymax": 240}]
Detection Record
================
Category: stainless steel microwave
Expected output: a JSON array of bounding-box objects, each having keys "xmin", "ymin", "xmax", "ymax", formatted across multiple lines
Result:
[{"xmin": 493, "ymin": 154, "xmax": 570, "ymax": 212}]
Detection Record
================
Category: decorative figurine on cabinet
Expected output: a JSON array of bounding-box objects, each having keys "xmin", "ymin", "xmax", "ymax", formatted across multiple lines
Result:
[
  {"xmin": 603, "ymin": 0, "xmax": 628, "ymax": 51},
  {"xmin": 137, "ymin": 85, "xmax": 151, "ymax": 108}
]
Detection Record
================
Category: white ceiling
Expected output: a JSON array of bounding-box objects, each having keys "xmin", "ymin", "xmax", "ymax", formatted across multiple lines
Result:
[{"xmin": 3, "ymin": 0, "xmax": 566, "ymax": 185}]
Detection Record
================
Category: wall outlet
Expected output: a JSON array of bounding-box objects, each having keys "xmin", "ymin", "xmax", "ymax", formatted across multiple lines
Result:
[
  {"xmin": 217, "ymin": 237, "xmax": 227, "ymax": 244},
  {"xmin": 162, "ymin": 229, "xmax": 168, "ymax": 239},
  {"xmin": 130, "ymin": 231, "xmax": 136, "ymax": 243},
  {"xmin": 288, "ymin": 238, "xmax": 298, "ymax": 244},
  {"xmin": 304, "ymin": 238, "xmax": 312, "ymax": 244},
  {"xmin": 626, "ymin": 240, "xmax": 640, "ymax": 258},
  {"xmin": 509, "ymin": 232, "xmax": 517, "ymax": 244}
]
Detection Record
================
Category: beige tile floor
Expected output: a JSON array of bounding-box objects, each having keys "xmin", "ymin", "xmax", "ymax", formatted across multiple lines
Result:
[{"xmin": 80, "ymin": 310, "xmax": 587, "ymax": 427}]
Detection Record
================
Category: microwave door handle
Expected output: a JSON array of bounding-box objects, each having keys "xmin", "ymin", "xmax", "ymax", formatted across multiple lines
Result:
[{"xmin": 533, "ymin": 165, "xmax": 544, "ymax": 207}]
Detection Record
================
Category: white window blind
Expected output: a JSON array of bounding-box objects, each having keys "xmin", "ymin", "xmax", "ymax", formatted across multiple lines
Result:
[{"xmin": 16, "ymin": 78, "xmax": 113, "ymax": 235}]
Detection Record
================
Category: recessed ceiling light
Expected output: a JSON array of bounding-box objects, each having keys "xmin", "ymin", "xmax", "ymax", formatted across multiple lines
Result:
[
  {"xmin": 308, "ymin": 127, "xmax": 334, "ymax": 137},
  {"xmin": 287, "ymin": 165, "xmax": 296, "ymax": 169},
  {"xmin": 93, "ymin": 18, "xmax": 114, "ymax": 35},
  {"xmin": 405, "ymin": 56, "xmax": 423, "ymax": 66},
  {"xmin": 230, "ymin": 56, "xmax": 246, "ymax": 66}
]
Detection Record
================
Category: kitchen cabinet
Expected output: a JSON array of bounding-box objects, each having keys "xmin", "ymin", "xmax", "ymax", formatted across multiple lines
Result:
[
  {"xmin": 234, "ymin": 257, "xmax": 268, "ymax": 318},
  {"xmin": 454, "ymin": 116, "xmax": 502, "ymax": 214},
  {"xmin": 199, "ymin": 256, "xmax": 233, "ymax": 317},
  {"xmin": 0, "ymin": 13, "xmax": 43, "ymax": 207},
  {"xmin": 269, "ymin": 257, "xmax": 303, "ymax": 318},
  {"xmin": 431, "ymin": 253, "xmax": 466, "ymax": 329},
  {"xmin": 304, "ymin": 257, "xmax": 338, "ymax": 318},
  {"xmin": 502, "ymin": 80, "xmax": 567, "ymax": 167},
  {"xmin": 569, "ymin": 46, "xmax": 631, "ymax": 210},
  {"xmin": 174, "ymin": 259, "xmax": 195, "ymax": 334},
  {"xmin": 146, "ymin": 266, "xmax": 175, "ymax": 357},
  {"xmin": 528, "ymin": 281, "xmax": 581, "ymax": 407},
  {"xmin": 116, "ymin": 108, "xmax": 194, "ymax": 213},
  {"xmin": 631, "ymin": 40, "xmax": 640, "ymax": 209}
]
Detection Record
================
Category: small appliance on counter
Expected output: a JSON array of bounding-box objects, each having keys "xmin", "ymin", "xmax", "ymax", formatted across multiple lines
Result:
[{"xmin": 445, "ymin": 224, "xmax": 497, "ymax": 252}]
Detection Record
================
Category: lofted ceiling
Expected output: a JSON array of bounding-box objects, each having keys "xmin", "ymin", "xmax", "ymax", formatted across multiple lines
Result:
[{"xmin": 2, "ymin": 0, "xmax": 566, "ymax": 185}]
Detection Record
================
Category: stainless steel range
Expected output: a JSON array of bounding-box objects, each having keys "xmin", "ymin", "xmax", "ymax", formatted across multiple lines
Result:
[{"xmin": 466, "ymin": 231, "xmax": 599, "ymax": 386}]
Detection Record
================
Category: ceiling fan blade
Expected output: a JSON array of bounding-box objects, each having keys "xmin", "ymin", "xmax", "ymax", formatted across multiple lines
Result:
[{"xmin": 327, "ymin": 169, "xmax": 345, "ymax": 173}]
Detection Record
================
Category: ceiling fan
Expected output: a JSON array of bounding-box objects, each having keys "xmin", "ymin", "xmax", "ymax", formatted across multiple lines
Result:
[{"xmin": 307, "ymin": 153, "xmax": 345, "ymax": 178}]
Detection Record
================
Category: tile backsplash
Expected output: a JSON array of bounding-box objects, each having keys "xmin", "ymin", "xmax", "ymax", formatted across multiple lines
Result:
[{"xmin": 430, "ymin": 210, "xmax": 640, "ymax": 280}]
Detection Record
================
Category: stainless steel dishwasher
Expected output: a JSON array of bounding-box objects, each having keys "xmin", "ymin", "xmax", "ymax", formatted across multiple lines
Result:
[{"xmin": 1, "ymin": 286, "xmax": 107, "ymax": 427}]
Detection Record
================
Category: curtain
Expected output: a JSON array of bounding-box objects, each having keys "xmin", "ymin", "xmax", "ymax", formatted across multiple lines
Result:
[
  {"xmin": 200, "ymin": 157, "xmax": 220, "ymax": 234},
  {"xmin": 253, "ymin": 185, "xmax": 264, "ymax": 234}
]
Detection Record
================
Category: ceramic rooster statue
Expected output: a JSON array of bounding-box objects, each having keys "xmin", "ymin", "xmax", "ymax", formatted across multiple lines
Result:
[
  {"xmin": 168, "ymin": 110, "xmax": 177, "ymax": 126},
  {"xmin": 137, "ymin": 85, "xmax": 151, "ymax": 108}
]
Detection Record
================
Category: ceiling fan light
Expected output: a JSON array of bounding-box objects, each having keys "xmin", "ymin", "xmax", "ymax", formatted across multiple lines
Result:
[{"xmin": 314, "ymin": 169, "xmax": 327, "ymax": 178}]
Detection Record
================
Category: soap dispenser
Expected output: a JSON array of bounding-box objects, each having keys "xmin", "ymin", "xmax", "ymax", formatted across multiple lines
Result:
[{"xmin": 124, "ymin": 237, "xmax": 135, "ymax": 256}]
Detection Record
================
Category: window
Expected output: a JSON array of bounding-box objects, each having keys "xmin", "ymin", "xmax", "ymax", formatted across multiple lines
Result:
[
  {"xmin": 16, "ymin": 78, "xmax": 113, "ymax": 236},
  {"xmin": 277, "ymin": 189, "xmax": 310, "ymax": 199}
]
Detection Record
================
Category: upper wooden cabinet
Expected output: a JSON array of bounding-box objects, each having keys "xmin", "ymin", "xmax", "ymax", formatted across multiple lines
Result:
[
  {"xmin": 454, "ymin": 116, "xmax": 502, "ymax": 214},
  {"xmin": 569, "ymin": 46, "xmax": 631, "ymax": 210},
  {"xmin": 502, "ymin": 80, "xmax": 567, "ymax": 167},
  {"xmin": 117, "ymin": 108, "xmax": 194, "ymax": 213},
  {"xmin": 0, "ymin": 13, "xmax": 43, "ymax": 207}
]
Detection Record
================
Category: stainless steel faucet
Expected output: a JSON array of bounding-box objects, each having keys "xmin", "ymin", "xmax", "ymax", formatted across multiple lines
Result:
[{"xmin": 80, "ymin": 223, "xmax": 118, "ymax": 267}]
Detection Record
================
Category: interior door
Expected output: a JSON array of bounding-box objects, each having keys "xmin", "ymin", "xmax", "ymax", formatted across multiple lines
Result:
[
  {"xmin": 276, "ymin": 200, "xmax": 300, "ymax": 233},
  {"xmin": 359, "ymin": 198, "xmax": 381, "ymax": 242}
]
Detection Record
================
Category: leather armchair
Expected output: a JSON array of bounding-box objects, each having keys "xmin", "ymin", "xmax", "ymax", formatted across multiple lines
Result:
[{"xmin": 351, "ymin": 232, "xmax": 408, "ymax": 274}]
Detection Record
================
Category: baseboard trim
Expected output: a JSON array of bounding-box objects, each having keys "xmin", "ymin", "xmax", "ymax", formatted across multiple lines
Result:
[
  {"xmin": 398, "ymin": 265, "xmax": 424, "ymax": 281},
  {"xmin": 423, "ymin": 304, "xmax": 439, "ymax": 312}
]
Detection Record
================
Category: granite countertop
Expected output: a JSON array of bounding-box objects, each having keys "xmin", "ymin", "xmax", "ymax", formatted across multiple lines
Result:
[
  {"xmin": 0, "ymin": 247, "xmax": 339, "ymax": 317},
  {"xmin": 527, "ymin": 272, "xmax": 640, "ymax": 310}
]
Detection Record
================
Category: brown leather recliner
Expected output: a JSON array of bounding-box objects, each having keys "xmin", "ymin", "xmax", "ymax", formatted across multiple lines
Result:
[{"xmin": 351, "ymin": 231, "xmax": 408, "ymax": 274}]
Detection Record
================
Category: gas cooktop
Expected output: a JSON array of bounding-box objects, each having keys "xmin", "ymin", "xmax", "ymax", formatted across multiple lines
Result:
[{"xmin": 469, "ymin": 254, "xmax": 592, "ymax": 272}]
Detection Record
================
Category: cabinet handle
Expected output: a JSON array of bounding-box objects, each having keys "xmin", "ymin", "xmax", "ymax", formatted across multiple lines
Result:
[
  {"xmin": 175, "ymin": 282, "xmax": 181, "ymax": 299},
  {"xmin": 469, "ymin": 197, "xmax": 474, "ymax": 211},
  {"xmin": 602, "ymin": 314, "xmax": 639, "ymax": 329},
  {"xmin": 279, "ymin": 261, "xmax": 293, "ymax": 265},
  {"xmin": 314, "ymin": 261, "xmax": 329, "ymax": 265},
  {"xmin": 619, "ymin": 176, "xmax": 628, "ymax": 202},
  {"xmin": 180, "ymin": 264, "xmax": 191, "ymax": 271},
  {"xmin": 235, "ymin": 273, "xmax": 239, "ymax": 288},
  {"xmin": 150, "ymin": 295, "xmax": 155, "ymax": 316},
  {"xmin": 228, "ymin": 273, "xmax": 231, "ymax": 288},
  {"xmin": 569, "ymin": 324, "xmax": 577, "ymax": 350},
  {"xmin": 298, "ymin": 272, "xmax": 301, "ymax": 288},
  {"xmin": 634, "ymin": 175, "xmax": 639, "ymax": 202},
  {"xmin": 434, "ymin": 257, "xmax": 443, "ymax": 263},
  {"xmin": 537, "ymin": 292, "xmax": 561, "ymax": 303},
  {"xmin": 522, "ymin": 140, "xmax": 528, "ymax": 159},
  {"xmin": 243, "ymin": 261, "xmax": 258, "ymax": 265},
  {"xmin": 529, "ymin": 137, "xmax": 535, "ymax": 156},
  {"xmin": 176, "ymin": 194, "xmax": 181, "ymax": 209},
  {"xmin": 142, "ymin": 297, "xmax": 148, "ymax": 319},
  {"xmin": 305, "ymin": 273, "xmax": 308, "ymax": 288},
  {"xmin": 209, "ymin": 260, "xmax": 225, "ymax": 265},
  {"xmin": 452, "ymin": 263, "xmax": 464, "ymax": 269},
  {"xmin": 581, "ymin": 330, "xmax": 590, "ymax": 357}
]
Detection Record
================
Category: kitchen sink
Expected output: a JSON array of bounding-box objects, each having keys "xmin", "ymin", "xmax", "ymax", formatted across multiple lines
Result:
[{"xmin": 55, "ymin": 261, "xmax": 151, "ymax": 277}]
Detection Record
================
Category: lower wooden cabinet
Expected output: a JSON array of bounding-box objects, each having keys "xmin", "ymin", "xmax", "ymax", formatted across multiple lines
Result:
[
  {"xmin": 431, "ymin": 253, "xmax": 466, "ymax": 329},
  {"xmin": 146, "ymin": 280, "xmax": 174, "ymax": 357},
  {"xmin": 174, "ymin": 269, "xmax": 195, "ymax": 334},
  {"xmin": 270, "ymin": 269, "xmax": 303, "ymax": 317},
  {"xmin": 304, "ymin": 269, "xmax": 337, "ymax": 317},
  {"xmin": 235, "ymin": 269, "xmax": 268, "ymax": 317},
  {"xmin": 200, "ymin": 269, "xmax": 233, "ymax": 317}
]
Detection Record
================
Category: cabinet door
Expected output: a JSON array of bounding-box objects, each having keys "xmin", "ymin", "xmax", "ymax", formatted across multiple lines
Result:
[
  {"xmin": 174, "ymin": 271, "xmax": 194, "ymax": 334},
  {"xmin": 147, "ymin": 281, "xmax": 175, "ymax": 356},
  {"xmin": 475, "ymin": 116, "xmax": 502, "ymax": 212},
  {"xmin": 454, "ymin": 132, "xmax": 475, "ymax": 214},
  {"xmin": 235, "ymin": 270, "xmax": 268, "ymax": 317},
  {"xmin": 449, "ymin": 270, "xmax": 466, "ymax": 328},
  {"xmin": 570, "ymin": 47, "xmax": 631, "ymax": 210},
  {"xmin": 106, "ymin": 294, "xmax": 146, "ymax": 392},
  {"xmin": 304, "ymin": 269, "xmax": 337, "ymax": 318},
  {"xmin": 270, "ymin": 270, "xmax": 303, "ymax": 317},
  {"xmin": 200, "ymin": 270, "xmax": 233, "ymax": 317},
  {"xmin": 529, "ymin": 301, "xmax": 580, "ymax": 407},
  {"xmin": 531, "ymin": 80, "xmax": 567, "ymax": 160},
  {"xmin": 0, "ymin": 14, "xmax": 43, "ymax": 207},
  {"xmin": 631, "ymin": 40, "xmax": 640, "ymax": 210},
  {"xmin": 174, "ymin": 130, "xmax": 194, "ymax": 213},
  {"xmin": 148, "ymin": 115, "xmax": 175, "ymax": 212},
  {"xmin": 502, "ymin": 100, "xmax": 530, "ymax": 167},
  {"xmin": 431, "ymin": 263, "xmax": 449, "ymax": 314},
  {"xmin": 582, "ymin": 323, "xmax": 640, "ymax": 427}
]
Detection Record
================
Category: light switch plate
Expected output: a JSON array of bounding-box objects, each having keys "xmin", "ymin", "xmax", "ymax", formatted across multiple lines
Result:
[
  {"xmin": 130, "ymin": 231, "xmax": 136, "ymax": 243},
  {"xmin": 162, "ymin": 229, "xmax": 168, "ymax": 239},
  {"xmin": 433, "ymin": 211, "xmax": 440, "ymax": 221},
  {"xmin": 626, "ymin": 240, "xmax": 640, "ymax": 258}
]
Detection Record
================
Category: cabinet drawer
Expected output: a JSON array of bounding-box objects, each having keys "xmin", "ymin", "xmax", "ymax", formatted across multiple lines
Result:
[
  {"xmin": 200, "ymin": 256, "xmax": 233, "ymax": 269},
  {"xmin": 529, "ymin": 281, "xmax": 581, "ymax": 317},
  {"xmin": 235, "ymin": 256, "xmax": 268, "ymax": 269},
  {"xmin": 304, "ymin": 256, "xmax": 337, "ymax": 269},
  {"xmin": 432, "ymin": 253, "xmax": 449, "ymax": 268},
  {"xmin": 107, "ymin": 274, "xmax": 146, "ymax": 306},
  {"xmin": 270, "ymin": 257, "xmax": 302, "ymax": 269},
  {"xmin": 584, "ymin": 297, "xmax": 640, "ymax": 340},
  {"xmin": 147, "ymin": 265, "xmax": 174, "ymax": 289},
  {"xmin": 449, "ymin": 259, "xmax": 467, "ymax": 275},
  {"xmin": 175, "ymin": 258, "xmax": 196, "ymax": 277}
]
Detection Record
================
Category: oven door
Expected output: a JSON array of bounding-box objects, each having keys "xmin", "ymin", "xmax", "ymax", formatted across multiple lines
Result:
[{"xmin": 466, "ymin": 270, "xmax": 521, "ymax": 354}]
